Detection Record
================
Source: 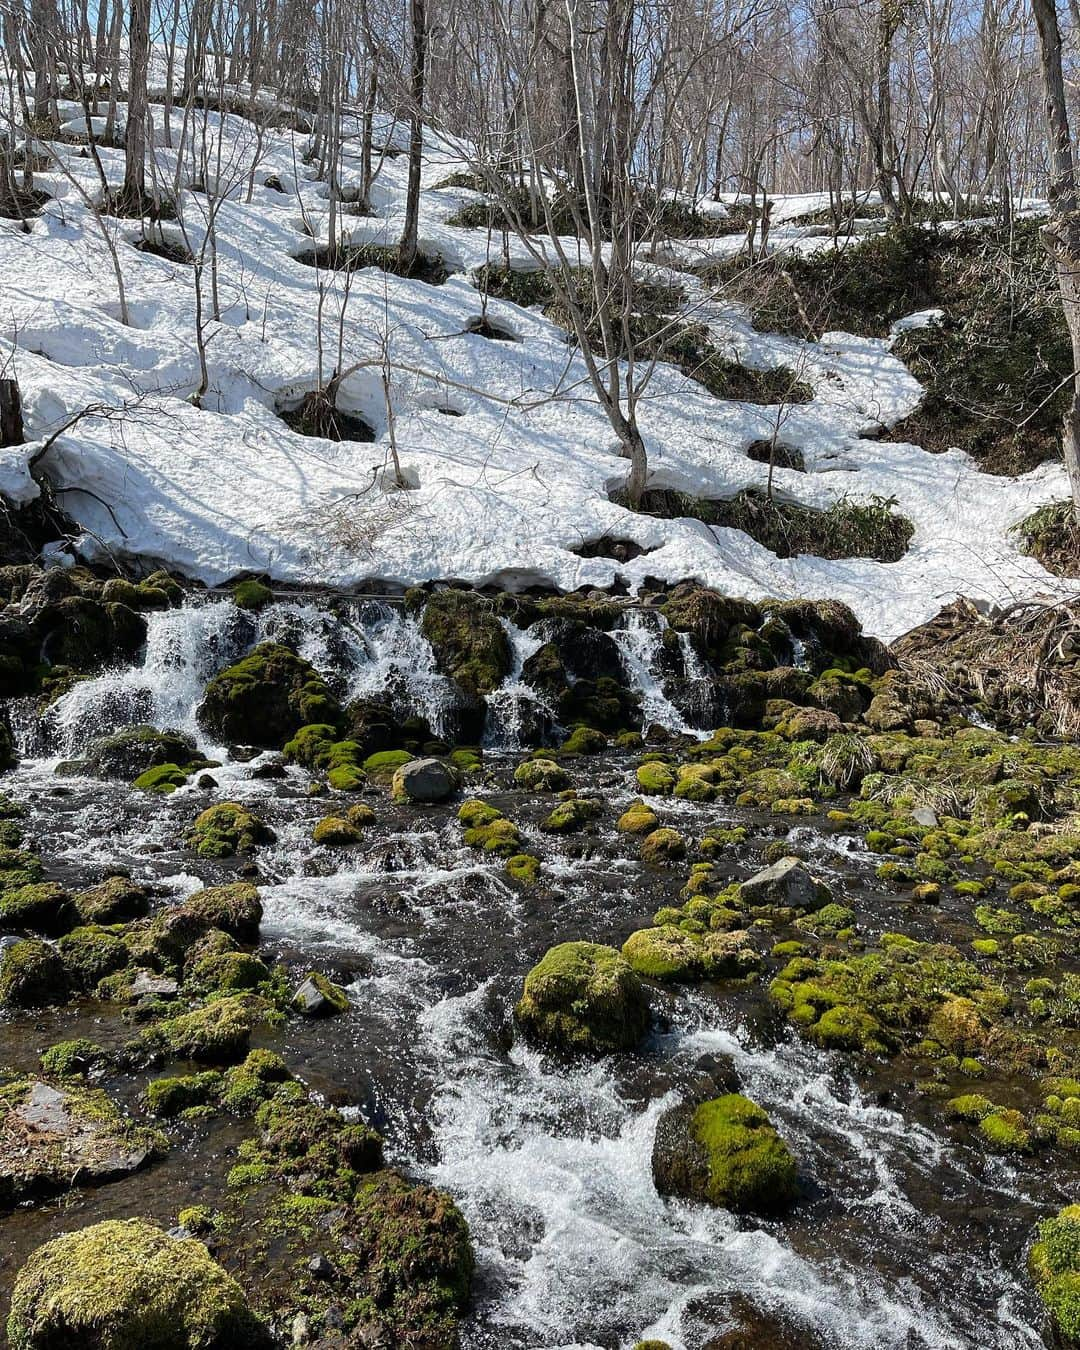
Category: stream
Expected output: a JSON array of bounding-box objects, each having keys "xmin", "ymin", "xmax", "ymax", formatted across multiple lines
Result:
[{"xmin": 0, "ymin": 596, "xmax": 1065, "ymax": 1349}]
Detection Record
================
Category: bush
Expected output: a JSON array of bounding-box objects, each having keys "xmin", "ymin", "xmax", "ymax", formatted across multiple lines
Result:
[{"xmin": 1013, "ymin": 500, "xmax": 1080, "ymax": 578}]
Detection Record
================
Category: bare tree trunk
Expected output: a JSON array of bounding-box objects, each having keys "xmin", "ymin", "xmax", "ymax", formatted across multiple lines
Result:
[
  {"xmin": 122, "ymin": 0, "xmax": 150, "ymax": 207},
  {"xmin": 0, "ymin": 378, "xmax": 24, "ymax": 448},
  {"xmin": 398, "ymin": 0, "xmax": 426, "ymax": 274},
  {"xmin": 1032, "ymin": 0, "xmax": 1080, "ymax": 519}
]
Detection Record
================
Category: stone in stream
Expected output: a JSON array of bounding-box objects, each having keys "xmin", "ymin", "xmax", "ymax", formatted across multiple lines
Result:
[
  {"xmin": 6, "ymin": 1218, "xmax": 270, "ymax": 1349},
  {"xmin": 0, "ymin": 1079, "xmax": 163, "ymax": 1203},
  {"xmin": 292, "ymin": 971, "xmax": 350, "ymax": 1017},
  {"xmin": 515, "ymin": 941, "xmax": 650, "ymax": 1056},
  {"xmin": 391, "ymin": 756, "xmax": 459, "ymax": 803},
  {"xmin": 1029, "ymin": 1204, "xmax": 1080, "ymax": 1350},
  {"xmin": 0, "ymin": 939, "xmax": 68, "ymax": 1006},
  {"xmin": 738, "ymin": 856, "xmax": 828, "ymax": 912},
  {"xmin": 651, "ymin": 1092, "xmax": 798, "ymax": 1215}
]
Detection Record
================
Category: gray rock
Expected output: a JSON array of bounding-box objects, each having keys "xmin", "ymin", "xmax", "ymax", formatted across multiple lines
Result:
[
  {"xmin": 129, "ymin": 969, "xmax": 179, "ymax": 999},
  {"xmin": 391, "ymin": 756, "xmax": 458, "ymax": 803},
  {"xmin": 739, "ymin": 856, "xmax": 828, "ymax": 912},
  {"xmin": 912, "ymin": 805, "xmax": 939, "ymax": 828}
]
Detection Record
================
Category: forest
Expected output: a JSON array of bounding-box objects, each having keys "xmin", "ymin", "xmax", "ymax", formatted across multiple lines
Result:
[{"xmin": 1, "ymin": 1, "xmax": 1080, "ymax": 1348}]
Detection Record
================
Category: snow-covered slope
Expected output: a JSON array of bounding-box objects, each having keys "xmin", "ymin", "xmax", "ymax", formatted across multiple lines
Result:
[{"xmin": 0, "ymin": 104, "xmax": 1073, "ymax": 640}]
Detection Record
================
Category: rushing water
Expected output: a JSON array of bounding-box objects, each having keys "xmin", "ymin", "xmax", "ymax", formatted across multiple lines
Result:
[{"xmin": 0, "ymin": 596, "xmax": 1064, "ymax": 1349}]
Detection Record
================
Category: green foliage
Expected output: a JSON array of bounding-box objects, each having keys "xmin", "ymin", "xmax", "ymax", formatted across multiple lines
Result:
[{"xmin": 515, "ymin": 941, "xmax": 650, "ymax": 1055}]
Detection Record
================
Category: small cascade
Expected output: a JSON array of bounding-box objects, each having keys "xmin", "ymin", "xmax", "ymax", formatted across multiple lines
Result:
[
  {"xmin": 45, "ymin": 599, "xmax": 252, "ymax": 755},
  {"xmin": 483, "ymin": 620, "xmax": 556, "ymax": 749},
  {"xmin": 611, "ymin": 609, "xmax": 697, "ymax": 735},
  {"xmin": 342, "ymin": 601, "xmax": 459, "ymax": 740}
]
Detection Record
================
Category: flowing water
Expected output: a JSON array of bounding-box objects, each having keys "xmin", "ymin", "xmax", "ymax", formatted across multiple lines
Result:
[{"xmin": 0, "ymin": 597, "xmax": 1065, "ymax": 1349}]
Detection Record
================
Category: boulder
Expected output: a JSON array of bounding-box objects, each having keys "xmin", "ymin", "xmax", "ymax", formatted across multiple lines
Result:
[
  {"xmin": 515, "ymin": 941, "xmax": 650, "ymax": 1055},
  {"xmin": 622, "ymin": 928, "xmax": 760, "ymax": 983},
  {"xmin": 292, "ymin": 971, "xmax": 350, "ymax": 1017},
  {"xmin": 419, "ymin": 589, "xmax": 512, "ymax": 697},
  {"xmin": 0, "ymin": 939, "xmax": 68, "ymax": 1006},
  {"xmin": 79, "ymin": 725, "xmax": 199, "ymax": 779},
  {"xmin": 197, "ymin": 642, "xmax": 339, "ymax": 747},
  {"xmin": 651, "ymin": 1093, "xmax": 797, "ymax": 1214},
  {"xmin": 73, "ymin": 875, "xmax": 150, "ymax": 925},
  {"xmin": 7, "ymin": 1218, "xmax": 269, "ymax": 1349},
  {"xmin": 0, "ymin": 1080, "xmax": 162, "ymax": 1202},
  {"xmin": 0, "ymin": 705, "xmax": 14, "ymax": 771},
  {"xmin": 391, "ymin": 756, "xmax": 459, "ymax": 803},
  {"xmin": 169, "ymin": 882, "xmax": 262, "ymax": 945},
  {"xmin": 186, "ymin": 802, "xmax": 275, "ymax": 857},
  {"xmin": 738, "ymin": 857, "xmax": 828, "ymax": 912},
  {"xmin": 1029, "ymin": 1204, "xmax": 1080, "ymax": 1350}
]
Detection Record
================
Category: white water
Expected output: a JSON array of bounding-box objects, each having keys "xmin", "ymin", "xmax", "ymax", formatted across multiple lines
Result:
[
  {"xmin": 612, "ymin": 610, "xmax": 701, "ymax": 737},
  {"xmin": 484, "ymin": 619, "xmax": 556, "ymax": 750}
]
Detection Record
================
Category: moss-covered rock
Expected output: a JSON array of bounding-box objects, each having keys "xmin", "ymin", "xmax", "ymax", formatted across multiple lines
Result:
[
  {"xmin": 622, "ymin": 927, "xmax": 760, "ymax": 983},
  {"xmin": 640, "ymin": 827, "xmax": 686, "ymax": 865},
  {"xmin": 292, "ymin": 971, "xmax": 350, "ymax": 1017},
  {"xmin": 129, "ymin": 994, "xmax": 270, "ymax": 1065},
  {"xmin": 197, "ymin": 643, "xmax": 339, "ymax": 746},
  {"xmin": 184, "ymin": 930, "xmax": 271, "ymax": 995},
  {"xmin": 186, "ymin": 803, "xmax": 274, "ymax": 858},
  {"xmin": 233, "ymin": 578, "xmax": 274, "ymax": 611},
  {"xmin": 81, "ymin": 725, "xmax": 200, "ymax": 780},
  {"xmin": 0, "ymin": 881, "xmax": 73, "ymax": 933},
  {"xmin": 420, "ymin": 589, "xmax": 512, "ymax": 697},
  {"xmin": 651, "ymin": 1093, "xmax": 797, "ymax": 1214},
  {"xmin": 617, "ymin": 799, "xmax": 659, "ymax": 834},
  {"xmin": 312, "ymin": 814, "xmax": 362, "ymax": 846},
  {"xmin": 0, "ymin": 939, "xmax": 68, "ymax": 1006},
  {"xmin": 73, "ymin": 876, "xmax": 150, "ymax": 925},
  {"xmin": 540, "ymin": 796, "xmax": 602, "ymax": 833},
  {"xmin": 1030, "ymin": 1204, "xmax": 1080, "ymax": 1349},
  {"xmin": 58, "ymin": 925, "xmax": 131, "ymax": 992},
  {"xmin": 515, "ymin": 941, "xmax": 650, "ymax": 1055},
  {"xmin": 636, "ymin": 760, "xmax": 677, "ymax": 794},
  {"xmin": 514, "ymin": 758, "xmax": 570, "ymax": 791},
  {"xmin": 132, "ymin": 763, "xmax": 192, "ymax": 793},
  {"xmin": 6, "ymin": 1218, "xmax": 269, "ymax": 1349},
  {"xmin": 505, "ymin": 852, "xmax": 541, "ymax": 884},
  {"xmin": 172, "ymin": 882, "xmax": 262, "ymax": 945},
  {"xmin": 145, "ymin": 1070, "xmax": 224, "ymax": 1118},
  {"xmin": 39, "ymin": 1038, "xmax": 112, "ymax": 1078}
]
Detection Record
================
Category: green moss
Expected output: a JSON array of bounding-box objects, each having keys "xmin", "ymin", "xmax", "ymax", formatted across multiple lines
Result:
[
  {"xmin": 978, "ymin": 1107, "xmax": 1032, "ymax": 1153},
  {"xmin": 0, "ymin": 882, "xmax": 72, "ymax": 933},
  {"xmin": 39, "ymin": 1038, "xmax": 111, "ymax": 1078},
  {"xmin": 464, "ymin": 817, "xmax": 521, "ymax": 854},
  {"xmin": 515, "ymin": 941, "xmax": 650, "ymax": 1055},
  {"xmin": 220, "ymin": 1050, "xmax": 293, "ymax": 1114},
  {"xmin": 197, "ymin": 642, "xmax": 339, "ymax": 747},
  {"xmin": 6, "ymin": 1218, "xmax": 269, "ymax": 1349},
  {"xmin": 0, "ymin": 939, "xmax": 68, "ymax": 1007},
  {"xmin": 145, "ymin": 1070, "xmax": 224, "ymax": 1117},
  {"xmin": 541, "ymin": 797, "xmax": 602, "ymax": 833},
  {"xmin": 363, "ymin": 749, "xmax": 413, "ymax": 782},
  {"xmin": 176, "ymin": 882, "xmax": 262, "ymax": 944},
  {"xmin": 232, "ymin": 579, "xmax": 274, "ymax": 611},
  {"xmin": 327, "ymin": 763, "xmax": 366, "ymax": 791},
  {"xmin": 312, "ymin": 814, "xmax": 362, "ymax": 846},
  {"xmin": 560, "ymin": 726, "xmax": 608, "ymax": 756},
  {"xmin": 636, "ymin": 761, "xmax": 676, "ymax": 794},
  {"xmin": 1031, "ymin": 1206, "xmax": 1080, "ymax": 1348},
  {"xmin": 640, "ymin": 827, "xmax": 686, "ymax": 864},
  {"xmin": 944, "ymin": 1093, "xmax": 994, "ymax": 1121},
  {"xmin": 685, "ymin": 1094, "xmax": 797, "ymax": 1213},
  {"xmin": 617, "ymin": 800, "xmax": 659, "ymax": 834},
  {"xmin": 186, "ymin": 801, "xmax": 274, "ymax": 858},
  {"xmin": 458, "ymin": 798, "xmax": 501, "ymax": 828},
  {"xmin": 132, "ymin": 762, "xmax": 190, "ymax": 793},
  {"xmin": 420, "ymin": 590, "xmax": 511, "ymax": 697},
  {"xmin": 514, "ymin": 758, "xmax": 569, "ymax": 791},
  {"xmin": 184, "ymin": 931, "xmax": 272, "ymax": 995},
  {"xmin": 505, "ymin": 853, "xmax": 540, "ymax": 884},
  {"xmin": 129, "ymin": 994, "xmax": 269, "ymax": 1065},
  {"xmin": 58, "ymin": 924, "xmax": 130, "ymax": 991}
]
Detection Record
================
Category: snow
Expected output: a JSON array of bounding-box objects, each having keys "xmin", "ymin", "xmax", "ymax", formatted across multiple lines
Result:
[{"xmin": 0, "ymin": 102, "xmax": 1075, "ymax": 642}]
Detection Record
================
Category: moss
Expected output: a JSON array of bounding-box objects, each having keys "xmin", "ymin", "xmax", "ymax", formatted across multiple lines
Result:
[
  {"xmin": 58, "ymin": 924, "xmax": 130, "ymax": 991},
  {"xmin": 505, "ymin": 853, "xmax": 540, "ymax": 884},
  {"xmin": 622, "ymin": 927, "xmax": 760, "ymax": 983},
  {"xmin": 513, "ymin": 758, "xmax": 569, "ymax": 791},
  {"xmin": 186, "ymin": 802, "xmax": 274, "ymax": 857},
  {"xmin": 145, "ymin": 1070, "xmax": 224, "ymax": 1117},
  {"xmin": 74, "ymin": 876, "xmax": 149, "ymax": 925},
  {"xmin": 560, "ymin": 725, "xmax": 608, "ymax": 756},
  {"xmin": 184, "ymin": 931, "xmax": 272, "ymax": 995},
  {"xmin": 197, "ymin": 642, "xmax": 340, "ymax": 747},
  {"xmin": 39, "ymin": 1038, "xmax": 111, "ymax": 1077},
  {"xmin": 1030, "ymin": 1205, "xmax": 1080, "ymax": 1348},
  {"xmin": 944, "ymin": 1093, "xmax": 994, "ymax": 1122},
  {"xmin": 978, "ymin": 1107, "xmax": 1032, "ymax": 1154},
  {"xmin": 617, "ymin": 800, "xmax": 659, "ymax": 834},
  {"xmin": 0, "ymin": 881, "xmax": 73, "ymax": 933},
  {"xmin": 132, "ymin": 762, "xmax": 190, "ymax": 793},
  {"xmin": 363, "ymin": 748, "xmax": 413, "ymax": 782},
  {"xmin": 233, "ymin": 578, "xmax": 274, "ymax": 610},
  {"xmin": 636, "ymin": 761, "xmax": 676, "ymax": 794},
  {"xmin": 463, "ymin": 816, "xmax": 521, "ymax": 854},
  {"xmin": 0, "ymin": 939, "xmax": 68, "ymax": 1007},
  {"xmin": 312, "ymin": 814, "xmax": 362, "ymax": 846},
  {"xmin": 515, "ymin": 941, "xmax": 650, "ymax": 1055},
  {"xmin": 327, "ymin": 763, "xmax": 366, "ymax": 790},
  {"xmin": 640, "ymin": 827, "xmax": 686, "ymax": 865},
  {"xmin": 458, "ymin": 798, "xmax": 501, "ymax": 828},
  {"xmin": 220, "ymin": 1050, "xmax": 292, "ymax": 1114},
  {"xmin": 6, "ymin": 1218, "xmax": 269, "ymax": 1349},
  {"xmin": 420, "ymin": 590, "xmax": 511, "ymax": 697},
  {"xmin": 129, "ymin": 994, "xmax": 269, "ymax": 1065},
  {"xmin": 541, "ymin": 797, "xmax": 602, "ymax": 833},
  {"xmin": 175, "ymin": 882, "xmax": 262, "ymax": 944}
]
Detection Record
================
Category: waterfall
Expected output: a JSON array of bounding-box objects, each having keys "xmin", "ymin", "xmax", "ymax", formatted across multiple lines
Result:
[
  {"xmin": 611, "ymin": 609, "xmax": 698, "ymax": 735},
  {"xmin": 483, "ymin": 620, "xmax": 556, "ymax": 750},
  {"xmin": 340, "ymin": 601, "xmax": 458, "ymax": 740},
  {"xmin": 45, "ymin": 599, "xmax": 253, "ymax": 755}
]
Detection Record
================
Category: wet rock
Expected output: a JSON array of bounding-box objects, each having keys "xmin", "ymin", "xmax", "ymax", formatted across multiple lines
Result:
[
  {"xmin": 308, "ymin": 1254, "xmax": 336, "ymax": 1280},
  {"xmin": 0, "ymin": 939, "xmax": 68, "ymax": 1006},
  {"xmin": 130, "ymin": 969, "xmax": 179, "ymax": 998},
  {"xmin": 1029, "ymin": 1204, "xmax": 1080, "ymax": 1350},
  {"xmin": 651, "ymin": 1093, "xmax": 797, "ymax": 1214},
  {"xmin": 80, "ymin": 724, "xmax": 199, "ymax": 779},
  {"xmin": 738, "ymin": 857, "xmax": 828, "ymax": 912},
  {"xmin": 7, "ymin": 1218, "xmax": 269, "ymax": 1348},
  {"xmin": 0, "ymin": 1079, "xmax": 163, "ymax": 1202},
  {"xmin": 513, "ymin": 757, "xmax": 569, "ymax": 791},
  {"xmin": 391, "ymin": 756, "xmax": 459, "ymax": 803},
  {"xmin": 186, "ymin": 802, "xmax": 275, "ymax": 857},
  {"xmin": 0, "ymin": 881, "xmax": 74, "ymax": 934},
  {"xmin": 622, "ymin": 928, "xmax": 761, "ymax": 983},
  {"xmin": 197, "ymin": 642, "xmax": 340, "ymax": 746},
  {"xmin": 540, "ymin": 795, "xmax": 602, "ymax": 832},
  {"xmin": 640, "ymin": 827, "xmax": 686, "ymax": 864},
  {"xmin": 419, "ymin": 588, "xmax": 512, "ymax": 697},
  {"xmin": 74, "ymin": 875, "xmax": 150, "ymax": 924},
  {"xmin": 0, "ymin": 704, "xmax": 14, "ymax": 771},
  {"xmin": 777, "ymin": 705, "xmax": 844, "ymax": 741},
  {"xmin": 129, "ymin": 994, "xmax": 271, "ymax": 1065},
  {"xmin": 515, "ymin": 941, "xmax": 650, "ymax": 1055},
  {"xmin": 293, "ymin": 971, "xmax": 351, "ymax": 1017},
  {"xmin": 523, "ymin": 620, "xmax": 639, "ymax": 731},
  {"xmin": 170, "ymin": 881, "xmax": 263, "ymax": 944},
  {"xmin": 250, "ymin": 757, "xmax": 287, "ymax": 779}
]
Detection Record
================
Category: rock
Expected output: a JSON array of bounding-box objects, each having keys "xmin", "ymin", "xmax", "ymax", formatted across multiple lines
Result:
[
  {"xmin": 617, "ymin": 800, "xmax": 659, "ymax": 834},
  {"xmin": 513, "ymin": 758, "xmax": 570, "ymax": 791},
  {"xmin": 651, "ymin": 1093, "xmax": 797, "ymax": 1214},
  {"xmin": 524, "ymin": 620, "xmax": 640, "ymax": 732},
  {"xmin": 73, "ymin": 875, "xmax": 150, "ymax": 924},
  {"xmin": 197, "ymin": 642, "xmax": 340, "ymax": 747},
  {"xmin": 540, "ymin": 796, "xmax": 601, "ymax": 832},
  {"xmin": 130, "ymin": 969, "xmax": 179, "ymax": 998},
  {"xmin": 0, "ymin": 705, "xmax": 14, "ymax": 771},
  {"xmin": 738, "ymin": 857, "xmax": 828, "ymax": 912},
  {"xmin": 312, "ymin": 814, "xmax": 363, "ymax": 845},
  {"xmin": 419, "ymin": 588, "xmax": 512, "ymax": 698},
  {"xmin": 82, "ymin": 725, "xmax": 199, "ymax": 779},
  {"xmin": 0, "ymin": 1079, "xmax": 162, "ymax": 1202},
  {"xmin": 622, "ymin": 928, "xmax": 761, "ymax": 983},
  {"xmin": 778, "ymin": 705, "xmax": 844, "ymax": 742},
  {"xmin": 308, "ymin": 1254, "xmax": 336, "ymax": 1280},
  {"xmin": 7, "ymin": 1218, "xmax": 269, "ymax": 1348},
  {"xmin": 912, "ymin": 805, "xmax": 939, "ymax": 827},
  {"xmin": 186, "ymin": 802, "xmax": 275, "ymax": 857},
  {"xmin": 293, "ymin": 972, "xmax": 350, "ymax": 1017},
  {"xmin": 640, "ymin": 827, "xmax": 686, "ymax": 865},
  {"xmin": 0, "ymin": 939, "xmax": 68, "ymax": 1006},
  {"xmin": 515, "ymin": 941, "xmax": 650, "ymax": 1055},
  {"xmin": 171, "ymin": 882, "xmax": 263, "ymax": 944},
  {"xmin": 391, "ymin": 756, "xmax": 458, "ymax": 803},
  {"xmin": 0, "ymin": 882, "xmax": 74, "ymax": 934},
  {"xmin": 129, "ymin": 994, "xmax": 270, "ymax": 1065}
]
